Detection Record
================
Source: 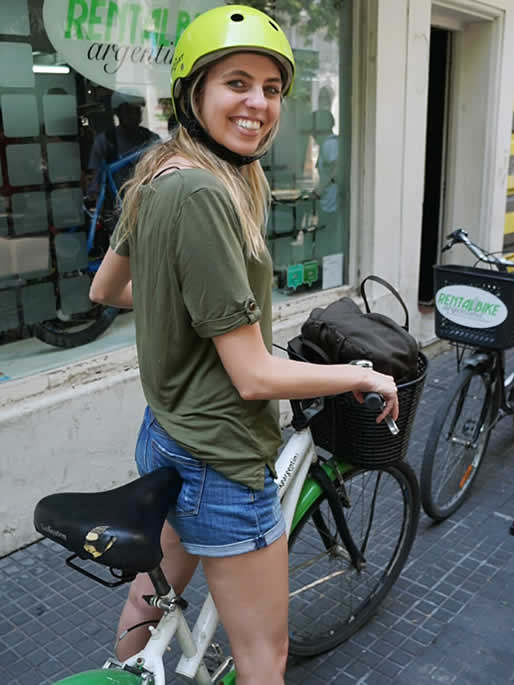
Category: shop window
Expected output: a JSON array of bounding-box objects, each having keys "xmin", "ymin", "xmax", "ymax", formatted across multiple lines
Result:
[
  {"xmin": 43, "ymin": 94, "xmax": 78, "ymax": 136},
  {"xmin": 12, "ymin": 192, "xmax": 48, "ymax": 235},
  {"xmin": 1, "ymin": 94, "xmax": 39, "ymax": 137},
  {"xmin": 6, "ymin": 145, "xmax": 44, "ymax": 186},
  {"xmin": 0, "ymin": 0, "xmax": 30, "ymax": 36},
  {"xmin": 261, "ymin": 0, "xmax": 350, "ymax": 300},
  {"xmin": 0, "ymin": 43, "xmax": 34, "ymax": 88}
]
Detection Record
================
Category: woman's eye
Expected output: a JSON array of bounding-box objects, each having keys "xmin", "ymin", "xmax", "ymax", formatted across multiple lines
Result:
[
  {"xmin": 227, "ymin": 80, "xmax": 245, "ymax": 89},
  {"xmin": 265, "ymin": 86, "xmax": 281, "ymax": 97}
]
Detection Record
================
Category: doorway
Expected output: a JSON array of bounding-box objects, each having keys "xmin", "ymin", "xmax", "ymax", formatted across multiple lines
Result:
[{"xmin": 418, "ymin": 27, "xmax": 451, "ymax": 305}]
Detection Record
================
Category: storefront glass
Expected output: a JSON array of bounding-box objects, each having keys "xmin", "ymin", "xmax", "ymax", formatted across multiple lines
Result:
[{"xmin": 0, "ymin": 0, "xmax": 350, "ymax": 353}]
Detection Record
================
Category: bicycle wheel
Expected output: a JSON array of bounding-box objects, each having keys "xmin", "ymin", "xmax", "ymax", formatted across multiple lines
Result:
[
  {"xmin": 420, "ymin": 366, "xmax": 492, "ymax": 522},
  {"xmin": 33, "ymin": 305, "xmax": 119, "ymax": 348},
  {"xmin": 288, "ymin": 460, "xmax": 419, "ymax": 656}
]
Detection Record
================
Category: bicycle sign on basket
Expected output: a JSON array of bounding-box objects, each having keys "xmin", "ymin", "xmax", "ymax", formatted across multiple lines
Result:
[{"xmin": 434, "ymin": 264, "xmax": 514, "ymax": 350}]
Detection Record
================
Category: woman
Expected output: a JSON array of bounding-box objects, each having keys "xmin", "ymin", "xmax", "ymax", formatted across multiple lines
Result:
[{"xmin": 90, "ymin": 6, "xmax": 398, "ymax": 684}]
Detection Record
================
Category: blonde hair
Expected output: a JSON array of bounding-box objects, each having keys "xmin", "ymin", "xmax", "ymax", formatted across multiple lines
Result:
[{"xmin": 115, "ymin": 68, "xmax": 280, "ymax": 261}]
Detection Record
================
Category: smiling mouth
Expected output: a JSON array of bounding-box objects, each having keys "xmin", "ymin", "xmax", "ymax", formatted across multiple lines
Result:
[{"xmin": 233, "ymin": 118, "xmax": 262, "ymax": 132}]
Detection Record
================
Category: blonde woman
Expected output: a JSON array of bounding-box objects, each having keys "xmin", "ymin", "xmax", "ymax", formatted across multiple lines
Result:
[{"xmin": 90, "ymin": 6, "xmax": 398, "ymax": 684}]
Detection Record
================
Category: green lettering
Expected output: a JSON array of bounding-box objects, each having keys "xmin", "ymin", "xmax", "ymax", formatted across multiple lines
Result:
[
  {"xmin": 129, "ymin": 4, "xmax": 141, "ymax": 44},
  {"xmin": 105, "ymin": 0, "xmax": 118, "ymax": 41},
  {"xmin": 491, "ymin": 304, "xmax": 500, "ymax": 316},
  {"xmin": 159, "ymin": 8, "xmax": 170, "ymax": 46},
  {"xmin": 462, "ymin": 299, "xmax": 473, "ymax": 312},
  {"xmin": 175, "ymin": 10, "xmax": 190, "ymax": 44},
  {"xmin": 115, "ymin": 4, "xmax": 132, "ymax": 44},
  {"xmin": 64, "ymin": 0, "xmax": 88, "ymax": 39},
  {"xmin": 88, "ymin": 0, "xmax": 106, "ymax": 41},
  {"xmin": 474, "ymin": 300, "xmax": 483, "ymax": 312},
  {"xmin": 438, "ymin": 292, "xmax": 448, "ymax": 305}
]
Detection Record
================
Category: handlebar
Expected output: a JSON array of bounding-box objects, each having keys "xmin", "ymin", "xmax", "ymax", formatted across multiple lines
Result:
[
  {"xmin": 349, "ymin": 360, "xmax": 399, "ymax": 436},
  {"xmin": 443, "ymin": 229, "xmax": 514, "ymax": 271},
  {"xmin": 363, "ymin": 392, "xmax": 400, "ymax": 436}
]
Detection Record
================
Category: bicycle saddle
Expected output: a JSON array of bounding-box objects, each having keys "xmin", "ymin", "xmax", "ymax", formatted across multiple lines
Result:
[{"xmin": 33, "ymin": 468, "xmax": 180, "ymax": 573}]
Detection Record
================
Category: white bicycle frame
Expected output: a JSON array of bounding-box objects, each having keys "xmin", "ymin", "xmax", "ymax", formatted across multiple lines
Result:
[{"xmin": 114, "ymin": 425, "xmax": 319, "ymax": 685}]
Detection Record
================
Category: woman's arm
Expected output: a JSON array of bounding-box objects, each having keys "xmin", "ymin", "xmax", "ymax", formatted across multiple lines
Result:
[
  {"xmin": 213, "ymin": 322, "xmax": 399, "ymax": 422},
  {"xmin": 89, "ymin": 247, "xmax": 133, "ymax": 309}
]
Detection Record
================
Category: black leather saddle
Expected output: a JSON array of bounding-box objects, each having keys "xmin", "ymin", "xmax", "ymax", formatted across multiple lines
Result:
[{"xmin": 34, "ymin": 468, "xmax": 180, "ymax": 574}]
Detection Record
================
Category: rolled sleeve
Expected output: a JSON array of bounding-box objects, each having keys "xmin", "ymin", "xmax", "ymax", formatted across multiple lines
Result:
[
  {"xmin": 174, "ymin": 186, "xmax": 261, "ymax": 338},
  {"xmin": 193, "ymin": 296, "xmax": 261, "ymax": 338}
]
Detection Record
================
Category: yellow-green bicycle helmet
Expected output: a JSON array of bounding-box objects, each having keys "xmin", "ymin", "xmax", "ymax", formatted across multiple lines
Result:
[{"xmin": 170, "ymin": 4, "xmax": 295, "ymax": 165}]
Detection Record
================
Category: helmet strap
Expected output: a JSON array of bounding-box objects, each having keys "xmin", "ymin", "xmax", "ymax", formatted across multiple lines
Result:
[{"xmin": 177, "ymin": 96, "xmax": 264, "ymax": 167}]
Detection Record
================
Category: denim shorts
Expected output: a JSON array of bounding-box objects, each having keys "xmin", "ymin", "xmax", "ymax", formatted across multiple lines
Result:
[{"xmin": 135, "ymin": 406, "xmax": 285, "ymax": 557}]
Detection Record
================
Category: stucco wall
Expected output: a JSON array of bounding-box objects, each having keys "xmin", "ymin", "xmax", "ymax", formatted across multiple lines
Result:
[{"xmin": 1, "ymin": 349, "xmax": 145, "ymax": 557}]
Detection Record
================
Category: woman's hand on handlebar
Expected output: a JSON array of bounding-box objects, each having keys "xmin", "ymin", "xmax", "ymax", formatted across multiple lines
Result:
[{"xmin": 352, "ymin": 369, "xmax": 399, "ymax": 423}]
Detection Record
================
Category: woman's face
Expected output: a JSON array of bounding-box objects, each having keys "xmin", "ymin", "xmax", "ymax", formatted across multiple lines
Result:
[{"xmin": 197, "ymin": 52, "xmax": 282, "ymax": 156}]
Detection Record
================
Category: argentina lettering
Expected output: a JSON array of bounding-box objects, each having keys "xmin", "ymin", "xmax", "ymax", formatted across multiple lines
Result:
[
  {"xmin": 435, "ymin": 284, "xmax": 508, "ymax": 329},
  {"xmin": 43, "ymin": 0, "xmax": 216, "ymax": 95}
]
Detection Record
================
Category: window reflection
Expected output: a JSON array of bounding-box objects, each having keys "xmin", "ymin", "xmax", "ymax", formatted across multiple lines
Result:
[{"xmin": 260, "ymin": 0, "xmax": 347, "ymax": 299}]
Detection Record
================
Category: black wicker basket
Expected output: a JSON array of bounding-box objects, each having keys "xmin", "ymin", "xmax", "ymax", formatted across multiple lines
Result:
[
  {"xmin": 434, "ymin": 264, "xmax": 514, "ymax": 350},
  {"xmin": 288, "ymin": 335, "xmax": 427, "ymax": 468},
  {"xmin": 310, "ymin": 353, "xmax": 427, "ymax": 468}
]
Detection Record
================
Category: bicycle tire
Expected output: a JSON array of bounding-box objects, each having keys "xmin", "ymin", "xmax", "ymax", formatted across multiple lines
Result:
[
  {"xmin": 33, "ymin": 306, "xmax": 119, "ymax": 349},
  {"xmin": 420, "ymin": 365, "xmax": 492, "ymax": 522},
  {"xmin": 287, "ymin": 460, "xmax": 419, "ymax": 657}
]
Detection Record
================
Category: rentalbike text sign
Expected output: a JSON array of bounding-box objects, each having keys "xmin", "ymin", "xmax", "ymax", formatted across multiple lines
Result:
[
  {"xmin": 435, "ymin": 284, "xmax": 508, "ymax": 329},
  {"xmin": 43, "ymin": 0, "xmax": 217, "ymax": 97}
]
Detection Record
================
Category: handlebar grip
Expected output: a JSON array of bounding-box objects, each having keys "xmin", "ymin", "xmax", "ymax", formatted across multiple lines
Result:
[
  {"xmin": 363, "ymin": 392, "xmax": 384, "ymax": 411},
  {"xmin": 363, "ymin": 392, "xmax": 400, "ymax": 436}
]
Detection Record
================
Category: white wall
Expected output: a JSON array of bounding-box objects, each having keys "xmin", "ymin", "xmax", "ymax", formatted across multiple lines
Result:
[
  {"xmin": 355, "ymin": 0, "xmax": 514, "ymax": 338},
  {"xmin": 0, "ymin": 350, "xmax": 145, "ymax": 557}
]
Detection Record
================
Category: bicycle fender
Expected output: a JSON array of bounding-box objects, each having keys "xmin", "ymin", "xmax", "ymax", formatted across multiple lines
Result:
[
  {"xmin": 53, "ymin": 670, "xmax": 142, "ymax": 685},
  {"xmin": 291, "ymin": 460, "xmax": 352, "ymax": 532}
]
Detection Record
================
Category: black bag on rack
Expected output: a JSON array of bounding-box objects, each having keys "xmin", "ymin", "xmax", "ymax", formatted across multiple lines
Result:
[{"xmin": 298, "ymin": 275, "xmax": 419, "ymax": 383}]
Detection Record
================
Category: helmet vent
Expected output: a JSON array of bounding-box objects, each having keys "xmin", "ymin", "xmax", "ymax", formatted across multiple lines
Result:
[
  {"xmin": 230, "ymin": 13, "xmax": 244, "ymax": 22},
  {"xmin": 268, "ymin": 21, "xmax": 279, "ymax": 32}
]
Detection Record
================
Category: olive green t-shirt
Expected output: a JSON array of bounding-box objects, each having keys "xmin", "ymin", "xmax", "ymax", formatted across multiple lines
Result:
[{"xmin": 111, "ymin": 168, "xmax": 282, "ymax": 490}]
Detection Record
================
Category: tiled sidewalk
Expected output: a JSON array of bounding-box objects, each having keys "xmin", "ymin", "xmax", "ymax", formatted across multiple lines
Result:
[{"xmin": 1, "ymin": 346, "xmax": 513, "ymax": 684}]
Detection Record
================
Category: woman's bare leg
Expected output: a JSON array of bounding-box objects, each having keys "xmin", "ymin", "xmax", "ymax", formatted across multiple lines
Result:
[
  {"xmin": 116, "ymin": 520, "xmax": 198, "ymax": 660},
  {"xmin": 202, "ymin": 534, "xmax": 289, "ymax": 685}
]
